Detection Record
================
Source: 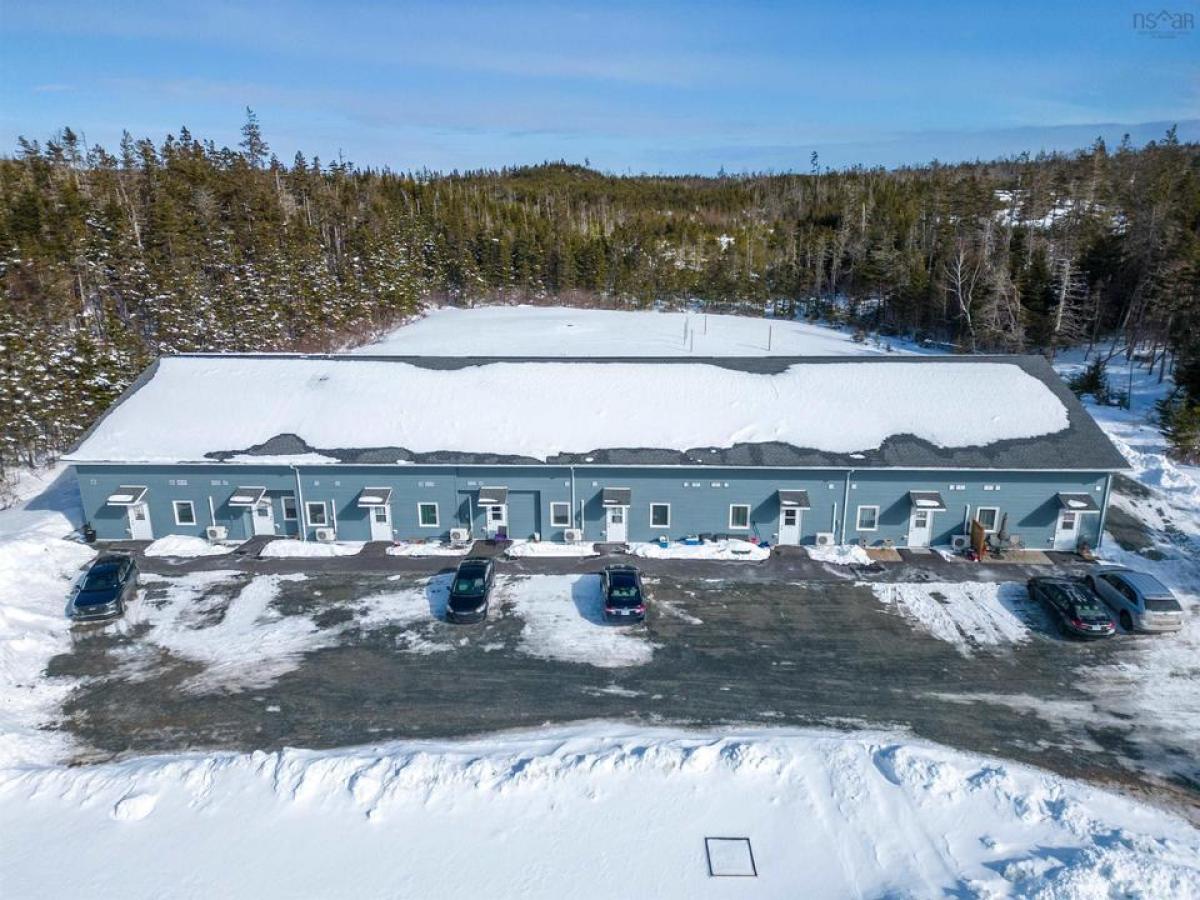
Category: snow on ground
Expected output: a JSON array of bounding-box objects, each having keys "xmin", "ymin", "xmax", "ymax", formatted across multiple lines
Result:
[
  {"xmin": 628, "ymin": 539, "xmax": 770, "ymax": 561},
  {"xmin": 505, "ymin": 540, "xmax": 598, "ymax": 558},
  {"xmin": 864, "ymin": 581, "xmax": 1034, "ymax": 655},
  {"xmin": 385, "ymin": 541, "xmax": 471, "ymax": 557},
  {"xmin": 500, "ymin": 575, "xmax": 654, "ymax": 668},
  {"xmin": 0, "ymin": 510, "xmax": 94, "ymax": 766},
  {"xmin": 259, "ymin": 539, "xmax": 364, "ymax": 558},
  {"xmin": 359, "ymin": 305, "xmax": 907, "ymax": 357},
  {"xmin": 66, "ymin": 355, "xmax": 1069, "ymax": 464},
  {"xmin": 805, "ymin": 543, "xmax": 872, "ymax": 566},
  {"xmin": 143, "ymin": 535, "xmax": 236, "ymax": 559},
  {"xmin": 1, "ymin": 722, "xmax": 1197, "ymax": 899}
]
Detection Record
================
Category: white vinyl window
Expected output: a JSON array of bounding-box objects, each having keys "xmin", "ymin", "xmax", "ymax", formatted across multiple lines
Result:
[
  {"xmin": 728, "ymin": 504, "xmax": 750, "ymax": 529},
  {"xmin": 172, "ymin": 500, "xmax": 196, "ymax": 526},
  {"xmin": 975, "ymin": 507, "xmax": 1000, "ymax": 532},
  {"xmin": 282, "ymin": 496, "xmax": 298, "ymax": 521},
  {"xmin": 418, "ymin": 502, "xmax": 439, "ymax": 527},
  {"xmin": 550, "ymin": 502, "xmax": 571, "ymax": 527},
  {"xmin": 856, "ymin": 505, "xmax": 879, "ymax": 531},
  {"xmin": 306, "ymin": 501, "xmax": 328, "ymax": 526},
  {"xmin": 650, "ymin": 503, "xmax": 671, "ymax": 528}
]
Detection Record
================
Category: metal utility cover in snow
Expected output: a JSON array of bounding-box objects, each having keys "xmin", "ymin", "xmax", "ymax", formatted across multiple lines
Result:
[
  {"xmin": 227, "ymin": 486, "xmax": 266, "ymax": 507},
  {"xmin": 1056, "ymin": 492, "xmax": 1100, "ymax": 512},
  {"xmin": 356, "ymin": 487, "xmax": 393, "ymax": 507},
  {"xmin": 908, "ymin": 491, "xmax": 947, "ymax": 510},
  {"xmin": 602, "ymin": 488, "xmax": 632, "ymax": 506},
  {"xmin": 105, "ymin": 485, "xmax": 147, "ymax": 506},
  {"xmin": 777, "ymin": 490, "xmax": 811, "ymax": 508},
  {"xmin": 477, "ymin": 486, "xmax": 508, "ymax": 505}
]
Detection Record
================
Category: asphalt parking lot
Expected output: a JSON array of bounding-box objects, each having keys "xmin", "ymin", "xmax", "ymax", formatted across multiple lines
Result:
[{"xmin": 49, "ymin": 559, "xmax": 1198, "ymax": 819}]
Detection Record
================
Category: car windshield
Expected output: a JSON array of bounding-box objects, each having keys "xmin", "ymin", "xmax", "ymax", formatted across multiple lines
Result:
[
  {"xmin": 82, "ymin": 568, "xmax": 120, "ymax": 591},
  {"xmin": 452, "ymin": 572, "xmax": 487, "ymax": 596},
  {"xmin": 1145, "ymin": 596, "xmax": 1182, "ymax": 613},
  {"xmin": 607, "ymin": 574, "xmax": 641, "ymax": 606}
]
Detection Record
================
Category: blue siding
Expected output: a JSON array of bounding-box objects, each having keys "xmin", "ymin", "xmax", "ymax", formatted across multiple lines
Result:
[{"xmin": 74, "ymin": 463, "xmax": 1110, "ymax": 550}]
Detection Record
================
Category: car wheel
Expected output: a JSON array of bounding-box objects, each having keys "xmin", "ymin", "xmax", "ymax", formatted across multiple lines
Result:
[{"xmin": 1119, "ymin": 610, "xmax": 1133, "ymax": 632}]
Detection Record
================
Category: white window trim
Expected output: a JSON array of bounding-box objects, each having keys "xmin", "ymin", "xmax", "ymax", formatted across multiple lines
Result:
[
  {"xmin": 417, "ymin": 502, "xmax": 440, "ymax": 528},
  {"xmin": 650, "ymin": 502, "xmax": 671, "ymax": 528},
  {"xmin": 282, "ymin": 495, "xmax": 298, "ymax": 521},
  {"xmin": 306, "ymin": 501, "xmax": 328, "ymax": 527},
  {"xmin": 172, "ymin": 500, "xmax": 196, "ymax": 526},
  {"xmin": 728, "ymin": 504, "xmax": 751, "ymax": 530},
  {"xmin": 549, "ymin": 502, "xmax": 571, "ymax": 528},
  {"xmin": 975, "ymin": 506, "xmax": 1000, "ymax": 533},
  {"xmin": 856, "ymin": 505, "xmax": 879, "ymax": 532}
]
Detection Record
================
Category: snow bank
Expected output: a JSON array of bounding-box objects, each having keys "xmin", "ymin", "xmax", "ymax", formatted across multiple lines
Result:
[
  {"xmin": 1, "ymin": 723, "xmax": 1196, "ymax": 899},
  {"xmin": 0, "ymin": 511, "xmax": 95, "ymax": 765},
  {"xmin": 386, "ymin": 541, "xmax": 471, "ymax": 557},
  {"xmin": 505, "ymin": 540, "xmax": 598, "ymax": 558},
  {"xmin": 259, "ymin": 540, "xmax": 364, "ymax": 558},
  {"xmin": 359, "ymin": 305, "xmax": 897, "ymax": 357},
  {"xmin": 628, "ymin": 539, "xmax": 769, "ymax": 561},
  {"xmin": 501, "ymin": 575, "xmax": 654, "ymax": 667},
  {"xmin": 806, "ymin": 543, "xmax": 872, "ymax": 566},
  {"xmin": 67, "ymin": 356, "xmax": 1069, "ymax": 463},
  {"xmin": 143, "ymin": 535, "xmax": 236, "ymax": 558},
  {"xmin": 864, "ymin": 581, "xmax": 1034, "ymax": 655}
]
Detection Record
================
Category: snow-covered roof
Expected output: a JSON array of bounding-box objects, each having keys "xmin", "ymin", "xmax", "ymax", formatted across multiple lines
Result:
[{"xmin": 66, "ymin": 354, "xmax": 1128, "ymax": 471}]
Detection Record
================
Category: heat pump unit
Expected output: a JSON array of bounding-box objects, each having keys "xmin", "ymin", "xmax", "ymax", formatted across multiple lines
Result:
[
  {"xmin": 205, "ymin": 525, "xmax": 228, "ymax": 542},
  {"xmin": 449, "ymin": 528, "xmax": 470, "ymax": 544},
  {"xmin": 951, "ymin": 534, "xmax": 970, "ymax": 551},
  {"xmin": 814, "ymin": 531, "xmax": 835, "ymax": 547},
  {"xmin": 564, "ymin": 528, "xmax": 584, "ymax": 543},
  {"xmin": 314, "ymin": 527, "xmax": 336, "ymax": 543}
]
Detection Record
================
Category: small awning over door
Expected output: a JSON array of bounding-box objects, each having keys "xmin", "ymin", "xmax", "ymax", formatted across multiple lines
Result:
[
  {"xmin": 106, "ymin": 485, "xmax": 147, "ymax": 506},
  {"xmin": 356, "ymin": 487, "xmax": 393, "ymax": 508},
  {"xmin": 1056, "ymin": 492, "xmax": 1100, "ymax": 512},
  {"xmin": 777, "ymin": 490, "xmax": 811, "ymax": 509},
  {"xmin": 602, "ymin": 488, "xmax": 632, "ymax": 506},
  {"xmin": 908, "ymin": 491, "xmax": 947, "ymax": 511},
  {"xmin": 228, "ymin": 486, "xmax": 267, "ymax": 507},
  {"xmin": 477, "ymin": 486, "xmax": 508, "ymax": 506}
]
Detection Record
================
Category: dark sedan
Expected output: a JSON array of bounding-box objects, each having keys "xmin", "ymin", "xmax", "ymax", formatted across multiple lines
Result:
[
  {"xmin": 71, "ymin": 554, "xmax": 138, "ymax": 621},
  {"xmin": 1027, "ymin": 576, "xmax": 1115, "ymax": 639},
  {"xmin": 601, "ymin": 565, "xmax": 647, "ymax": 623},
  {"xmin": 446, "ymin": 557, "xmax": 495, "ymax": 624}
]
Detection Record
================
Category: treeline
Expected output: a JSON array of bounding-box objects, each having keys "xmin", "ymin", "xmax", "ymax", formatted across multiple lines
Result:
[{"xmin": 2, "ymin": 112, "xmax": 1199, "ymax": 471}]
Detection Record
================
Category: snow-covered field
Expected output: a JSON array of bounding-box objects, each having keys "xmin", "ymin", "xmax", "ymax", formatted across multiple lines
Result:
[
  {"xmin": 2, "ymin": 723, "xmax": 1197, "ymax": 899},
  {"xmin": 143, "ymin": 535, "xmax": 237, "ymax": 558},
  {"xmin": 865, "ymin": 581, "xmax": 1036, "ymax": 655},
  {"xmin": 259, "ymin": 539, "xmax": 364, "ymax": 558},
  {"xmin": 386, "ymin": 541, "xmax": 471, "ymax": 557},
  {"xmin": 628, "ymin": 538, "xmax": 769, "ymax": 561},
  {"xmin": 505, "ymin": 540, "xmax": 599, "ymax": 558}
]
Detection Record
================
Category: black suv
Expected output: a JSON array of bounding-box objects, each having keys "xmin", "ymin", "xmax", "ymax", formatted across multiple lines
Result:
[
  {"xmin": 71, "ymin": 554, "xmax": 139, "ymax": 621},
  {"xmin": 601, "ymin": 565, "xmax": 647, "ymax": 623},
  {"xmin": 446, "ymin": 557, "xmax": 496, "ymax": 623}
]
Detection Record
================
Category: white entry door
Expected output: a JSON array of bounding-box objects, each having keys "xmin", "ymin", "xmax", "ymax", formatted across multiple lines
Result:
[
  {"xmin": 907, "ymin": 508, "xmax": 933, "ymax": 548},
  {"xmin": 370, "ymin": 505, "xmax": 393, "ymax": 541},
  {"xmin": 127, "ymin": 502, "xmax": 153, "ymax": 540},
  {"xmin": 252, "ymin": 499, "xmax": 276, "ymax": 536},
  {"xmin": 778, "ymin": 507, "xmax": 802, "ymax": 545},
  {"xmin": 1053, "ymin": 510, "xmax": 1080, "ymax": 550},
  {"xmin": 486, "ymin": 504, "xmax": 508, "ymax": 537},
  {"xmin": 605, "ymin": 506, "xmax": 628, "ymax": 543}
]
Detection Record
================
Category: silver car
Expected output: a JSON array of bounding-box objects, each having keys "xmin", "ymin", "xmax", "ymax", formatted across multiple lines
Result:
[{"xmin": 1086, "ymin": 567, "xmax": 1184, "ymax": 634}]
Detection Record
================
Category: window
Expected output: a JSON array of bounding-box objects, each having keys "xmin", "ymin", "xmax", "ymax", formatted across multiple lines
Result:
[
  {"xmin": 650, "ymin": 503, "xmax": 671, "ymax": 528},
  {"xmin": 418, "ymin": 502, "xmax": 439, "ymax": 527},
  {"xmin": 172, "ymin": 500, "xmax": 196, "ymax": 525},
  {"xmin": 550, "ymin": 502, "xmax": 571, "ymax": 527},
  {"xmin": 306, "ymin": 501, "xmax": 328, "ymax": 526},
  {"xmin": 729, "ymin": 504, "xmax": 750, "ymax": 529},
  {"xmin": 282, "ymin": 496, "xmax": 298, "ymax": 521},
  {"xmin": 856, "ymin": 505, "xmax": 879, "ymax": 531},
  {"xmin": 975, "ymin": 507, "xmax": 999, "ymax": 532},
  {"xmin": 373, "ymin": 507, "xmax": 389, "ymax": 523}
]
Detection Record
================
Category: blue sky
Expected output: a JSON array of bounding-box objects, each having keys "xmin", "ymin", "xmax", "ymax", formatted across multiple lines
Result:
[{"xmin": 1, "ymin": 0, "xmax": 1196, "ymax": 173}]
